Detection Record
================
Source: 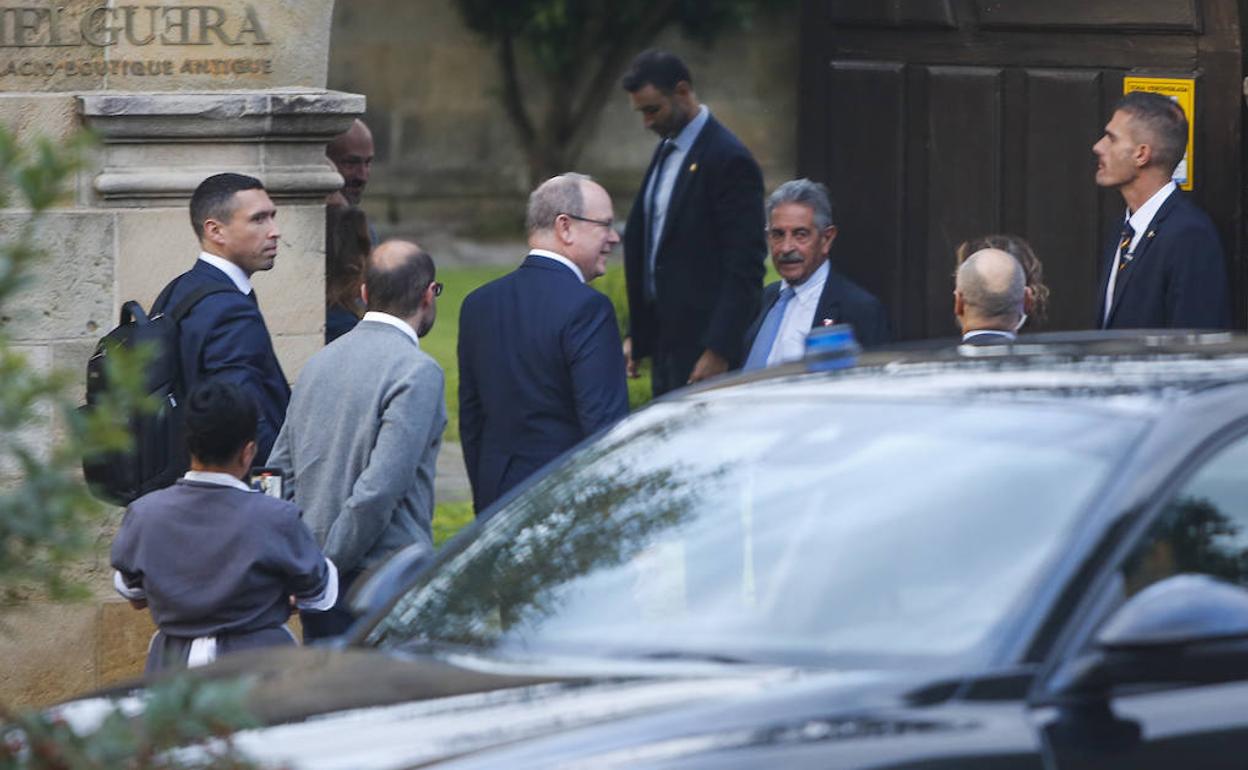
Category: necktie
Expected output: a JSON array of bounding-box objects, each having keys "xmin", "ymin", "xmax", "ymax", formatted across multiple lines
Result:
[
  {"xmin": 743, "ymin": 286, "xmax": 796, "ymax": 371},
  {"xmin": 1116, "ymin": 223, "xmax": 1135, "ymax": 271},
  {"xmin": 645, "ymin": 139, "xmax": 677, "ymax": 301},
  {"xmin": 1101, "ymin": 221, "xmax": 1135, "ymax": 327},
  {"xmin": 246, "ymin": 289, "xmax": 259, "ymax": 307}
]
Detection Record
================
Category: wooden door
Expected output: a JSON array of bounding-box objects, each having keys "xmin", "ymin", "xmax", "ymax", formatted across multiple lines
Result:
[{"xmin": 798, "ymin": 0, "xmax": 1245, "ymax": 339}]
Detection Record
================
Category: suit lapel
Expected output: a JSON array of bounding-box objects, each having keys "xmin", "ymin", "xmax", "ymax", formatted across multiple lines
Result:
[
  {"xmin": 812, "ymin": 270, "xmax": 842, "ymax": 330},
  {"xmin": 1105, "ymin": 190, "xmax": 1178, "ymax": 326},
  {"xmin": 745, "ymin": 282, "xmax": 780, "ymax": 348},
  {"xmin": 656, "ymin": 116, "xmax": 715, "ymax": 256}
]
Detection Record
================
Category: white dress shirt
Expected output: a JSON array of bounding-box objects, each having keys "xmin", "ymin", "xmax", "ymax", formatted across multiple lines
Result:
[
  {"xmin": 961, "ymin": 329, "xmax": 1017, "ymax": 343},
  {"xmin": 361, "ymin": 311, "xmax": 421, "ymax": 346},
  {"xmin": 529, "ymin": 248, "xmax": 584, "ymax": 283},
  {"xmin": 1103, "ymin": 181, "xmax": 1176, "ymax": 324},
  {"xmin": 766, "ymin": 261, "xmax": 830, "ymax": 366},
  {"xmin": 197, "ymin": 252, "xmax": 252, "ymax": 295}
]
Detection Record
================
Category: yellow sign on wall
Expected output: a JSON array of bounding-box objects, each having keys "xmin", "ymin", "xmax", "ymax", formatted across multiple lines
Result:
[{"xmin": 1123, "ymin": 76, "xmax": 1196, "ymax": 190}]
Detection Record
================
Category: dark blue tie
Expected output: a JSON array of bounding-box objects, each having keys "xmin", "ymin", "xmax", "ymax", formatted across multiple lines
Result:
[
  {"xmin": 645, "ymin": 139, "xmax": 677, "ymax": 301},
  {"xmin": 744, "ymin": 286, "xmax": 795, "ymax": 371}
]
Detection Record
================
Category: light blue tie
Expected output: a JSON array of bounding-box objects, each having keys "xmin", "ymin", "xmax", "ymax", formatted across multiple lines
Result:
[{"xmin": 744, "ymin": 286, "xmax": 795, "ymax": 371}]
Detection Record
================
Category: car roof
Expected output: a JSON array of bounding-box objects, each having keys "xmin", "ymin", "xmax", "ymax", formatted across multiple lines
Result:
[{"xmin": 690, "ymin": 331, "xmax": 1248, "ymax": 416}]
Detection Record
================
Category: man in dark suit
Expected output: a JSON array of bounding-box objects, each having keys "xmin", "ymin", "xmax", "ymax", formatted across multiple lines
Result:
[
  {"xmin": 742, "ymin": 180, "xmax": 889, "ymax": 368},
  {"xmin": 621, "ymin": 49, "xmax": 765, "ymax": 395},
  {"xmin": 154, "ymin": 173, "xmax": 290, "ymax": 464},
  {"xmin": 1092, "ymin": 91, "xmax": 1231, "ymax": 330},
  {"xmin": 953, "ymin": 248, "xmax": 1026, "ymax": 345},
  {"xmin": 459, "ymin": 174, "xmax": 630, "ymax": 515}
]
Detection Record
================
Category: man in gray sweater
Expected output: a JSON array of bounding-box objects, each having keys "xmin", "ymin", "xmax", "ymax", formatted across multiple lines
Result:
[{"xmin": 269, "ymin": 240, "xmax": 446, "ymax": 640}]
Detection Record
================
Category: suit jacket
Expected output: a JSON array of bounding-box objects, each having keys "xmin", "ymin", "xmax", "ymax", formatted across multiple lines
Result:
[
  {"xmin": 624, "ymin": 115, "xmax": 766, "ymax": 371},
  {"xmin": 459, "ymin": 255, "xmax": 630, "ymax": 514},
  {"xmin": 743, "ymin": 268, "xmax": 892, "ymax": 360},
  {"xmin": 268, "ymin": 319, "xmax": 445, "ymax": 574},
  {"xmin": 156, "ymin": 260, "xmax": 290, "ymax": 463},
  {"xmin": 1096, "ymin": 190, "xmax": 1231, "ymax": 330}
]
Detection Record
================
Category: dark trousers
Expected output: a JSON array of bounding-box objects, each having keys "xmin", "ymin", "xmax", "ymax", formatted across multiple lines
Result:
[
  {"xmin": 146, "ymin": 625, "xmax": 294, "ymax": 674},
  {"xmin": 300, "ymin": 569, "xmax": 361, "ymax": 642},
  {"xmin": 650, "ymin": 345, "xmax": 702, "ymax": 397}
]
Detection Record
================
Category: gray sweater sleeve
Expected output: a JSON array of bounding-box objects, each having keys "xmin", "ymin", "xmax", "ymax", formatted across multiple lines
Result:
[{"xmin": 321, "ymin": 360, "xmax": 445, "ymax": 570}]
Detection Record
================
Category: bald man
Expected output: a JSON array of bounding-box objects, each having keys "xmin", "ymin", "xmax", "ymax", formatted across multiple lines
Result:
[
  {"xmin": 327, "ymin": 119, "xmax": 375, "ymax": 207},
  {"xmin": 954, "ymin": 248, "xmax": 1027, "ymax": 345},
  {"xmin": 269, "ymin": 240, "xmax": 446, "ymax": 639}
]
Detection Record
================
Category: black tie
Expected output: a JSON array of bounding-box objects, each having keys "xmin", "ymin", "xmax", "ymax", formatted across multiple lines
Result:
[
  {"xmin": 645, "ymin": 140, "xmax": 677, "ymax": 301},
  {"xmin": 1116, "ymin": 223, "xmax": 1135, "ymax": 271}
]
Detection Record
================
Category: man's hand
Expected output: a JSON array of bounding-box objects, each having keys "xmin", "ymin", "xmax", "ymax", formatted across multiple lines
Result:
[
  {"xmin": 623, "ymin": 336, "xmax": 640, "ymax": 379},
  {"xmin": 687, "ymin": 349, "xmax": 729, "ymax": 384}
]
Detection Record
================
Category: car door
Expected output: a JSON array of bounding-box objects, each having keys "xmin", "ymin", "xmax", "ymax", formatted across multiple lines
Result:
[{"xmin": 1036, "ymin": 429, "xmax": 1248, "ymax": 770}]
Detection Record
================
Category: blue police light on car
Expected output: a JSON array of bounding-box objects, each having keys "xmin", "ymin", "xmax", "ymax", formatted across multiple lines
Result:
[{"xmin": 804, "ymin": 323, "xmax": 860, "ymax": 372}]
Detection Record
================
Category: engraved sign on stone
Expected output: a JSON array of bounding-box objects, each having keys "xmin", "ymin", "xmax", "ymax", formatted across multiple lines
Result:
[{"xmin": 0, "ymin": 2, "xmax": 328, "ymax": 91}]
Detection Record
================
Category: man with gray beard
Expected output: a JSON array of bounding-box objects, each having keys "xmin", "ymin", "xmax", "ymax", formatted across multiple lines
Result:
[{"xmin": 742, "ymin": 179, "xmax": 890, "ymax": 369}]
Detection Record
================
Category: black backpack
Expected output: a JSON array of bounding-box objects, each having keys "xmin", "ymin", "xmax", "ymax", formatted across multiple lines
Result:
[{"xmin": 81, "ymin": 281, "xmax": 234, "ymax": 506}]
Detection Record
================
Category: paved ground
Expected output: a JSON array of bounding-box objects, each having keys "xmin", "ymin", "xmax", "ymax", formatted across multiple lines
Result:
[{"xmin": 435, "ymin": 441, "xmax": 472, "ymax": 503}]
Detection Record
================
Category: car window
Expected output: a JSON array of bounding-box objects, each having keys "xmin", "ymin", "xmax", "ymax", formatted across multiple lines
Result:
[
  {"xmin": 367, "ymin": 398, "xmax": 1140, "ymax": 669},
  {"xmin": 1119, "ymin": 432, "xmax": 1248, "ymax": 597}
]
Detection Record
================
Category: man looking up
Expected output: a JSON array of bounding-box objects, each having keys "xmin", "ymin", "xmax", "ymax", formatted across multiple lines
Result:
[
  {"xmin": 1092, "ymin": 91, "xmax": 1230, "ymax": 329},
  {"xmin": 459, "ymin": 173, "xmax": 629, "ymax": 516},
  {"xmin": 742, "ymin": 179, "xmax": 890, "ymax": 369},
  {"xmin": 621, "ymin": 49, "xmax": 765, "ymax": 394},
  {"xmin": 954, "ymin": 248, "xmax": 1027, "ymax": 345},
  {"xmin": 154, "ymin": 172, "xmax": 289, "ymax": 464},
  {"xmin": 269, "ymin": 240, "xmax": 446, "ymax": 641}
]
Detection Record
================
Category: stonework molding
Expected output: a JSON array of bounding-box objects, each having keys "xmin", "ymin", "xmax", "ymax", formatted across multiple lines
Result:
[{"xmin": 78, "ymin": 89, "xmax": 364, "ymax": 204}]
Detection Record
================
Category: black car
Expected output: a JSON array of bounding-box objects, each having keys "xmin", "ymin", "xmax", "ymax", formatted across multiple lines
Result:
[{"xmin": 58, "ymin": 333, "xmax": 1248, "ymax": 769}]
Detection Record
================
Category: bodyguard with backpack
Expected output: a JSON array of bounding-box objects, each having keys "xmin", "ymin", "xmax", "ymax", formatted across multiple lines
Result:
[{"xmin": 84, "ymin": 173, "xmax": 290, "ymax": 505}]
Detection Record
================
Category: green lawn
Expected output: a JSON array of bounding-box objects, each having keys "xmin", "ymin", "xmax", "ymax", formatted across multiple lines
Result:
[
  {"xmin": 433, "ymin": 500, "xmax": 475, "ymax": 546},
  {"xmin": 425, "ymin": 262, "xmax": 651, "ymax": 442}
]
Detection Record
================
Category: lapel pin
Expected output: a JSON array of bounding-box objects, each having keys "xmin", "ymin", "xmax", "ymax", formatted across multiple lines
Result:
[
  {"xmin": 821, "ymin": 318, "xmax": 835, "ymax": 326},
  {"xmin": 1147, "ymin": 230, "xmax": 1155, "ymax": 238},
  {"xmin": 689, "ymin": 162, "xmax": 698, "ymax": 173}
]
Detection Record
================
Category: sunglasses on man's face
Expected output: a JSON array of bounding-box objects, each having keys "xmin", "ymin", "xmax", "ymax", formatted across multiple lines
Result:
[{"xmin": 429, "ymin": 281, "xmax": 443, "ymax": 297}]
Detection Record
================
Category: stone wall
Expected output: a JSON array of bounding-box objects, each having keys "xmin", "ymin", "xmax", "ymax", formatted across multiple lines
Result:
[
  {"xmin": 327, "ymin": 0, "xmax": 800, "ymax": 254},
  {"xmin": 0, "ymin": 0, "xmax": 358, "ymax": 708}
]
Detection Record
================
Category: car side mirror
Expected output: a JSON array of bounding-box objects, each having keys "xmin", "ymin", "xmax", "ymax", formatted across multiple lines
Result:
[
  {"xmin": 1048, "ymin": 574, "xmax": 1248, "ymax": 700},
  {"xmin": 347, "ymin": 542, "xmax": 435, "ymax": 619}
]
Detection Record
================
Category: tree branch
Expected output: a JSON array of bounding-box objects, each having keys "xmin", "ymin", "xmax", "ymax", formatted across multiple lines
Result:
[{"xmin": 498, "ymin": 30, "xmax": 537, "ymax": 151}]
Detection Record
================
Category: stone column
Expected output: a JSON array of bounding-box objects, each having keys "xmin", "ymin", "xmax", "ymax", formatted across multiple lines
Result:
[
  {"xmin": 0, "ymin": 0, "xmax": 362, "ymax": 707},
  {"xmin": 78, "ymin": 89, "xmax": 363, "ymax": 375}
]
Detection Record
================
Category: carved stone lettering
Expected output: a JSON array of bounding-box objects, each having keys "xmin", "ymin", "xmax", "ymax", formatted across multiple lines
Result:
[{"xmin": 0, "ymin": 5, "xmax": 272, "ymax": 49}]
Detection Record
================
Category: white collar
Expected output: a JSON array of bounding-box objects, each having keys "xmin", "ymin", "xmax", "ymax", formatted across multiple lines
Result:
[
  {"xmin": 784, "ymin": 260, "xmax": 830, "ymax": 302},
  {"xmin": 962, "ymin": 329, "xmax": 1017, "ymax": 342},
  {"xmin": 197, "ymin": 252, "xmax": 253, "ymax": 295},
  {"xmin": 361, "ymin": 311, "xmax": 421, "ymax": 346},
  {"xmin": 671, "ymin": 105, "xmax": 710, "ymax": 152},
  {"xmin": 529, "ymin": 249, "xmax": 584, "ymax": 283},
  {"xmin": 1126, "ymin": 181, "xmax": 1177, "ymax": 235},
  {"xmin": 183, "ymin": 470, "xmax": 253, "ymax": 492}
]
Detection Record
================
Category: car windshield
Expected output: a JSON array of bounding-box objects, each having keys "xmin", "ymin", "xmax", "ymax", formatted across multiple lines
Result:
[{"xmin": 365, "ymin": 395, "xmax": 1141, "ymax": 668}]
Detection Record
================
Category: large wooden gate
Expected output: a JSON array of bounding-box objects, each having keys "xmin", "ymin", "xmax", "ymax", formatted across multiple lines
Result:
[{"xmin": 798, "ymin": 0, "xmax": 1245, "ymax": 338}]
